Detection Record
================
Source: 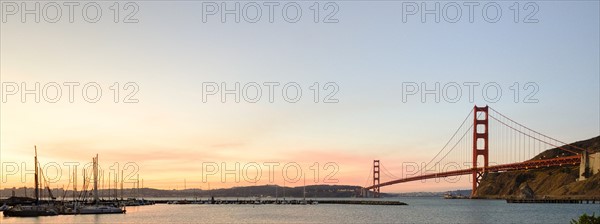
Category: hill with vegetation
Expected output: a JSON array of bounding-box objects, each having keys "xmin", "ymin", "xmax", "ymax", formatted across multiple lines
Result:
[{"xmin": 475, "ymin": 136, "xmax": 600, "ymax": 198}]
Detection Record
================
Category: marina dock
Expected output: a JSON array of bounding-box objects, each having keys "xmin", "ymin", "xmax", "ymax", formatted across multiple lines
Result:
[
  {"xmin": 152, "ymin": 199, "xmax": 407, "ymax": 206},
  {"xmin": 506, "ymin": 198, "xmax": 600, "ymax": 204}
]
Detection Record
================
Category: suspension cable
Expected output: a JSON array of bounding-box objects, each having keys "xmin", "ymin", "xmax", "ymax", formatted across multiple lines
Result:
[
  {"xmin": 380, "ymin": 163, "xmax": 400, "ymax": 179},
  {"xmin": 433, "ymin": 124, "xmax": 473, "ymax": 169},
  {"xmin": 363, "ymin": 165, "xmax": 373, "ymax": 188},
  {"xmin": 489, "ymin": 107, "xmax": 587, "ymax": 152},
  {"xmin": 422, "ymin": 109, "xmax": 474, "ymax": 170},
  {"xmin": 489, "ymin": 114, "xmax": 580, "ymax": 155}
]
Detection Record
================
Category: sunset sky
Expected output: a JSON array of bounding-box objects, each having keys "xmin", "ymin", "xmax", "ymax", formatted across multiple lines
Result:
[{"xmin": 0, "ymin": 1, "xmax": 598, "ymax": 193}]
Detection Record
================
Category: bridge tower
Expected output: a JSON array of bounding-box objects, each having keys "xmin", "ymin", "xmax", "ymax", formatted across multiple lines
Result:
[
  {"xmin": 373, "ymin": 160, "xmax": 380, "ymax": 198},
  {"xmin": 472, "ymin": 106, "xmax": 489, "ymax": 197}
]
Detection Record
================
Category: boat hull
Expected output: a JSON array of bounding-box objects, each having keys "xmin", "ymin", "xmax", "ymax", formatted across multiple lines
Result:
[
  {"xmin": 78, "ymin": 206, "xmax": 126, "ymax": 214},
  {"xmin": 3, "ymin": 208, "xmax": 58, "ymax": 217}
]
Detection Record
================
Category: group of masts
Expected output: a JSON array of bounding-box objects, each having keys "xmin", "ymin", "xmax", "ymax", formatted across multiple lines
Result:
[
  {"xmin": 54, "ymin": 156, "xmax": 145, "ymax": 203},
  {"xmin": 3, "ymin": 146, "xmax": 136, "ymax": 217}
]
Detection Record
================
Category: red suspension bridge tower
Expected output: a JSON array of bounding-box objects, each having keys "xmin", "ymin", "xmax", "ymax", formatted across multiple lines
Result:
[
  {"xmin": 472, "ymin": 106, "xmax": 489, "ymax": 196},
  {"xmin": 373, "ymin": 160, "xmax": 380, "ymax": 198}
]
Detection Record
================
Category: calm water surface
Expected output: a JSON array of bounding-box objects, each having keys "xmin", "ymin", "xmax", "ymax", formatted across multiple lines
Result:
[{"xmin": 1, "ymin": 197, "xmax": 599, "ymax": 223}]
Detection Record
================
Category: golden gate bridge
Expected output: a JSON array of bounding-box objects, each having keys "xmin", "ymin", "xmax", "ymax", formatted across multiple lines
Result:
[{"xmin": 363, "ymin": 106, "xmax": 591, "ymax": 198}]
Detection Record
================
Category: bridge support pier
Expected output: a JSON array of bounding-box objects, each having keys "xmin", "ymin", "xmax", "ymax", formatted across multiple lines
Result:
[
  {"xmin": 472, "ymin": 106, "xmax": 489, "ymax": 197},
  {"xmin": 579, "ymin": 151, "xmax": 600, "ymax": 181}
]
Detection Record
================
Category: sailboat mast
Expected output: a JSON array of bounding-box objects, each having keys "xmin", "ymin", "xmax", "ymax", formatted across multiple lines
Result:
[
  {"xmin": 34, "ymin": 146, "xmax": 39, "ymax": 204},
  {"xmin": 101, "ymin": 169, "xmax": 105, "ymax": 200},
  {"xmin": 120, "ymin": 170, "xmax": 124, "ymax": 200},
  {"xmin": 108, "ymin": 172, "xmax": 111, "ymax": 201},
  {"xmin": 83, "ymin": 172, "xmax": 86, "ymax": 200},
  {"xmin": 93, "ymin": 154, "xmax": 99, "ymax": 204},
  {"xmin": 73, "ymin": 169, "xmax": 77, "ymax": 200},
  {"xmin": 114, "ymin": 172, "xmax": 118, "ymax": 200}
]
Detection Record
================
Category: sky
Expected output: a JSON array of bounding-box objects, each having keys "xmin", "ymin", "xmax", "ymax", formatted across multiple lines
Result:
[{"xmin": 0, "ymin": 1, "xmax": 598, "ymax": 193}]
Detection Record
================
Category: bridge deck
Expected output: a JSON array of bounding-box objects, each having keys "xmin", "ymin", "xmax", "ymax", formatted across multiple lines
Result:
[{"xmin": 365, "ymin": 155, "xmax": 581, "ymax": 190}]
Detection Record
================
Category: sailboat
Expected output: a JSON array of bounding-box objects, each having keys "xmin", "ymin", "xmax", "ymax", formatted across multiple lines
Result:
[
  {"xmin": 3, "ymin": 146, "xmax": 58, "ymax": 217},
  {"xmin": 78, "ymin": 154, "xmax": 126, "ymax": 214}
]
